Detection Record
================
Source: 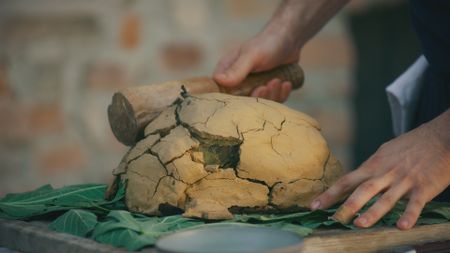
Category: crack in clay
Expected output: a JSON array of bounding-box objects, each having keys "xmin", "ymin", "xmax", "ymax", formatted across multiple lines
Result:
[
  {"xmin": 174, "ymin": 101, "xmax": 243, "ymax": 170},
  {"xmin": 144, "ymin": 105, "xmax": 179, "ymax": 137},
  {"xmin": 151, "ymin": 175, "xmax": 169, "ymax": 197},
  {"xmin": 270, "ymin": 133, "xmax": 283, "ymax": 156},
  {"xmin": 188, "ymin": 99, "xmax": 227, "ymax": 127},
  {"xmin": 288, "ymin": 119, "xmax": 320, "ymax": 130},
  {"xmin": 189, "ymin": 95, "xmax": 228, "ymax": 106},
  {"xmin": 128, "ymin": 169, "xmax": 161, "ymax": 184},
  {"xmin": 160, "ymin": 147, "xmax": 194, "ymax": 165},
  {"xmin": 127, "ymin": 153, "xmax": 186, "ymax": 199},
  {"xmin": 151, "ymin": 175, "xmax": 187, "ymax": 198},
  {"xmin": 320, "ymin": 151, "xmax": 331, "ymax": 181},
  {"xmin": 202, "ymin": 104, "xmax": 225, "ymax": 127},
  {"xmin": 240, "ymin": 120, "xmax": 267, "ymax": 135},
  {"xmin": 125, "ymin": 139, "xmax": 162, "ymax": 165},
  {"xmin": 146, "ymin": 125, "xmax": 177, "ymax": 138},
  {"xmin": 167, "ymin": 162, "xmax": 190, "ymax": 185},
  {"xmin": 226, "ymin": 166, "xmax": 274, "ymax": 210},
  {"xmin": 148, "ymin": 149, "xmax": 169, "ymax": 175},
  {"xmin": 284, "ymin": 151, "xmax": 330, "ymax": 184},
  {"xmin": 268, "ymin": 181, "xmax": 282, "ymax": 206}
]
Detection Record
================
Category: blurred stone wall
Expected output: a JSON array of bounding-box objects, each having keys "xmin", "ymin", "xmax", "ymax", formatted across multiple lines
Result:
[{"xmin": 0, "ymin": 0, "xmax": 354, "ymax": 195}]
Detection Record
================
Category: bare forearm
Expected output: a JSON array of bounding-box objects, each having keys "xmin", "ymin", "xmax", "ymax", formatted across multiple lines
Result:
[{"xmin": 263, "ymin": 0, "xmax": 349, "ymax": 48}]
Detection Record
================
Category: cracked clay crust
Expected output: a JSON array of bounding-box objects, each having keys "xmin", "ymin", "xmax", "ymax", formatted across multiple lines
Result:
[{"xmin": 114, "ymin": 92, "xmax": 345, "ymax": 220}]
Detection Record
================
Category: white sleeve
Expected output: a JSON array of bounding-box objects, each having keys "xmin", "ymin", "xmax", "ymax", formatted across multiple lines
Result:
[{"xmin": 386, "ymin": 55, "xmax": 428, "ymax": 136}]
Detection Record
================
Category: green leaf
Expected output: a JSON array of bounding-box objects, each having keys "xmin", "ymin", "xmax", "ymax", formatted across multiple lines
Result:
[
  {"xmin": 91, "ymin": 211, "xmax": 142, "ymax": 238},
  {"xmin": 140, "ymin": 215, "xmax": 203, "ymax": 236},
  {"xmin": 263, "ymin": 222, "xmax": 313, "ymax": 236},
  {"xmin": 49, "ymin": 209, "xmax": 97, "ymax": 237},
  {"xmin": 382, "ymin": 210, "xmax": 402, "ymax": 226},
  {"xmin": 233, "ymin": 209, "xmax": 335, "ymax": 223},
  {"xmin": 1, "ymin": 184, "xmax": 54, "ymax": 202},
  {"xmin": 0, "ymin": 184, "xmax": 122, "ymax": 220},
  {"xmin": 423, "ymin": 206, "xmax": 450, "ymax": 220},
  {"xmin": 416, "ymin": 217, "xmax": 449, "ymax": 225},
  {"xmin": 91, "ymin": 211, "xmax": 203, "ymax": 250},
  {"xmin": 95, "ymin": 228, "xmax": 155, "ymax": 251}
]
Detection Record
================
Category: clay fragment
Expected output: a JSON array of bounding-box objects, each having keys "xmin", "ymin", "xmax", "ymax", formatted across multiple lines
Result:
[
  {"xmin": 113, "ymin": 92, "xmax": 345, "ymax": 219},
  {"xmin": 166, "ymin": 153, "xmax": 207, "ymax": 184},
  {"xmin": 151, "ymin": 126, "xmax": 199, "ymax": 164}
]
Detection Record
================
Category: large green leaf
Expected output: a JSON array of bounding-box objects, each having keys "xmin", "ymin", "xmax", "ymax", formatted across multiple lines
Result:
[
  {"xmin": 0, "ymin": 184, "xmax": 54, "ymax": 203},
  {"xmin": 422, "ymin": 206, "xmax": 450, "ymax": 220},
  {"xmin": 262, "ymin": 222, "xmax": 313, "ymax": 236},
  {"xmin": 91, "ymin": 211, "xmax": 203, "ymax": 251},
  {"xmin": 95, "ymin": 229, "xmax": 155, "ymax": 251},
  {"xmin": 49, "ymin": 209, "xmax": 97, "ymax": 237},
  {"xmin": 91, "ymin": 211, "xmax": 142, "ymax": 238},
  {"xmin": 0, "ymin": 184, "xmax": 124, "ymax": 220}
]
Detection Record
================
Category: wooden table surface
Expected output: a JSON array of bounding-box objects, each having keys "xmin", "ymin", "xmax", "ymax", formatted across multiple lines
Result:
[{"xmin": 0, "ymin": 219, "xmax": 449, "ymax": 253}]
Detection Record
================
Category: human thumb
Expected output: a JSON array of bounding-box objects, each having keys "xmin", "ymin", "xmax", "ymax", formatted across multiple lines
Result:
[{"xmin": 214, "ymin": 51, "xmax": 255, "ymax": 87}]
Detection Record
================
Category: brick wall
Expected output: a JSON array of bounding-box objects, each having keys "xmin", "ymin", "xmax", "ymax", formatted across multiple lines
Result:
[{"xmin": 0, "ymin": 0, "xmax": 354, "ymax": 196}]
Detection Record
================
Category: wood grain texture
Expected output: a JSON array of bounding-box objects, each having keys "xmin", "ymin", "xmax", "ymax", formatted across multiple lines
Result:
[{"xmin": 303, "ymin": 223, "xmax": 450, "ymax": 253}]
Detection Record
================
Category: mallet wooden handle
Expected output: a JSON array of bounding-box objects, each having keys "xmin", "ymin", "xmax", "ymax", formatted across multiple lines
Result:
[{"xmin": 108, "ymin": 64, "xmax": 304, "ymax": 146}]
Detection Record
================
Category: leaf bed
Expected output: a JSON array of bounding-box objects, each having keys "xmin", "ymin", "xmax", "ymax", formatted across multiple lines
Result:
[{"xmin": 0, "ymin": 183, "xmax": 449, "ymax": 251}]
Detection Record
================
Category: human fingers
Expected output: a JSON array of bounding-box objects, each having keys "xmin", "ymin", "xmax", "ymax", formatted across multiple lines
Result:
[
  {"xmin": 310, "ymin": 169, "xmax": 371, "ymax": 211},
  {"xmin": 279, "ymin": 81, "xmax": 292, "ymax": 102},
  {"xmin": 332, "ymin": 177, "xmax": 390, "ymax": 224},
  {"xmin": 267, "ymin": 79, "xmax": 282, "ymax": 102},
  {"xmin": 251, "ymin": 86, "xmax": 269, "ymax": 99},
  {"xmin": 214, "ymin": 48, "xmax": 257, "ymax": 87},
  {"xmin": 354, "ymin": 182, "xmax": 410, "ymax": 228},
  {"xmin": 397, "ymin": 193, "xmax": 426, "ymax": 230}
]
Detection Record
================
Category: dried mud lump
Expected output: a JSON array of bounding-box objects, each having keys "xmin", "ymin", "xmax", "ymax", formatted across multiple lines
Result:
[{"xmin": 112, "ymin": 93, "xmax": 344, "ymax": 219}]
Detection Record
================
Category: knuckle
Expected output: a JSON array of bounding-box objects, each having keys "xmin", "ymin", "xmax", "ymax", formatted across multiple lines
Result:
[
  {"xmin": 409, "ymin": 197, "xmax": 426, "ymax": 209},
  {"xmin": 361, "ymin": 156, "xmax": 381, "ymax": 172},
  {"xmin": 343, "ymin": 199, "xmax": 359, "ymax": 213},
  {"xmin": 403, "ymin": 209, "xmax": 419, "ymax": 220},
  {"xmin": 360, "ymin": 180, "xmax": 380, "ymax": 193},
  {"xmin": 336, "ymin": 176, "xmax": 353, "ymax": 192},
  {"xmin": 411, "ymin": 186, "xmax": 432, "ymax": 201},
  {"xmin": 319, "ymin": 192, "xmax": 331, "ymax": 203},
  {"xmin": 322, "ymin": 186, "xmax": 338, "ymax": 199},
  {"xmin": 402, "ymin": 175, "xmax": 415, "ymax": 187},
  {"xmin": 403, "ymin": 201, "xmax": 426, "ymax": 220},
  {"xmin": 378, "ymin": 194, "xmax": 396, "ymax": 206},
  {"xmin": 413, "ymin": 174, "xmax": 428, "ymax": 186}
]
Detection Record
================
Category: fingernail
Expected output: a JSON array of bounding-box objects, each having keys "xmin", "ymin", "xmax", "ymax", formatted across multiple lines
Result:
[
  {"xmin": 311, "ymin": 200, "xmax": 321, "ymax": 210},
  {"xmin": 398, "ymin": 220, "xmax": 409, "ymax": 229},
  {"xmin": 356, "ymin": 217, "xmax": 367, "ymax": 226}
]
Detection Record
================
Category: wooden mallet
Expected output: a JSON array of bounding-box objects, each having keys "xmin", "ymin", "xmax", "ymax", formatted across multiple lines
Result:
[{"xmin": 107, "ymin": 63, "xmax": 305, "ymax": 146}]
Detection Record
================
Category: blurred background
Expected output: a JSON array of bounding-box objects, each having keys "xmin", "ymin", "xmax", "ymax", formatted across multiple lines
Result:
[{"xmin": 0, "ymin": 0, "xmax": 420, "ymax": 196}]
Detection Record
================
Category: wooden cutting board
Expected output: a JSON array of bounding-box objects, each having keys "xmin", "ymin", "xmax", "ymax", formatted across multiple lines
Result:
[
  {"xmin": 303, "ymin": 222, "xmax": 450, "ymax": 252},
  {"xmin": 0, "ymin": 219, "xmax": 449, "ymax": 253}
]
